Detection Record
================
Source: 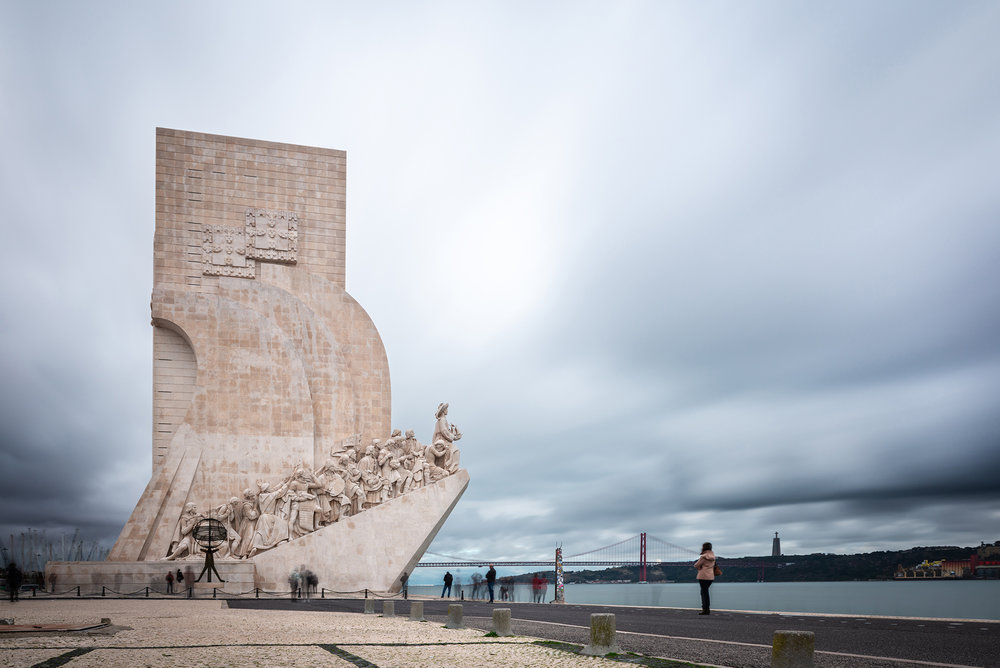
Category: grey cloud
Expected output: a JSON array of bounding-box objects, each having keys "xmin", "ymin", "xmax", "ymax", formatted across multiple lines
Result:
[{"xmin": 2, "ymin": 1, "xmax": 999, "ymax": 566}]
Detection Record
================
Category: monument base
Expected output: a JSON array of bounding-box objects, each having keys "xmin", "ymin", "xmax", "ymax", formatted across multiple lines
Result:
[{"xmin": 44, "ymin": 560, "xmax": 255, "ymax": 596}]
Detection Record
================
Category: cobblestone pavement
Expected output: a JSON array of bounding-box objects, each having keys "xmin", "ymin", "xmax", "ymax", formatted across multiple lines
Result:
[
  {"xmin": 232, "ymin": 597, "xmax": 1000, "ymax": 668},
  {"xmin": 6, "ymin": 597, "xmax": 990, "ymax": 668},
  {"xmin": 0, "ymin": 599, "xmax": 649, "ymax": 668}
]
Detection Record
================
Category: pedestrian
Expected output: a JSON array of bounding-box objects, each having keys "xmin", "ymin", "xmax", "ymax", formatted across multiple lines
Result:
[
  {"xmin": 306, "ymin": 570, "xmax": 318, "ymax": 598},
  {"xmin": 541, "ymin": 576, "xmax": 548, "ymax": 603},
  {"xmin": 694, "ymin": 541, "xmax": 717, "ymax": 615},
  {"xmin": 531, "ymin": 575, "xmax": 541, "ymax": 603},
  {"xmin": 486, "ymin": 564, "xmax": 497, "ymax": 603},
  {"xmin": 165, "ymin": 570, "xmax": 174, "ymax": 594},
  {"xmin": 6, "ymin": 562, "xmax": 23, "ymax": 602},
  {"xmin": 441, "ymin": 570, "xmax": 452, "ymax": 598},
  {"xmin": 288, "ymin": 567, "xmax": 301, "ymax": 599},
  {"xmin": 400, "ymin": 571, "xmax": 408, "ymax": 599}
]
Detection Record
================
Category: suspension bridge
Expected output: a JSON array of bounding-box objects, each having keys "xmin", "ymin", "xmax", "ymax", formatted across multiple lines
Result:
[
  {"xmin": 417, "ymin": 533, "xmax": 783, "ymax": 581},
  {"xmin": 417, "ymin": 533, "xmax": 701, "ymax": 581}
]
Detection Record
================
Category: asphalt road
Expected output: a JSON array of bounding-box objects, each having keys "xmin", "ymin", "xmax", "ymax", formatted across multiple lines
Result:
[{"xmin": 230, "ymin": 597, "xmax": 1000, "ymax": 668}]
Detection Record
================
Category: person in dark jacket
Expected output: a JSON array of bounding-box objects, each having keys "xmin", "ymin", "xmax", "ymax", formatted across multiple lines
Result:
[
  {"xmin": 6, "ymin": 563, "xmax": 23, "ymax": 602},
  {"xmin": 441, "ymin": 571, "xmax": 453, "ymax": 598},
  {"xmin": 485, "ymin": 565, "xmax": 497, "ymax": 603}
]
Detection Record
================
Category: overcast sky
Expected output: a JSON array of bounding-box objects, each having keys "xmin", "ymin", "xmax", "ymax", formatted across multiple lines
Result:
[{"xmin": 1, "ymin": 1, "xmax": 999, "ymax": 577}]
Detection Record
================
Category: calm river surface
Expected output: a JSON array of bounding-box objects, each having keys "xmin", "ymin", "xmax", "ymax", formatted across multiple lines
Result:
[{"xmin": 411, "ymin": 581, "xmax": 1000, "ymax": 620}]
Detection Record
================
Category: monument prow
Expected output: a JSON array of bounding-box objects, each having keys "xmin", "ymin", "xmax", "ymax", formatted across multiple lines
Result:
[{"xmin": 252, "ymin": 469, "xmax": 469, "ymax": 591}]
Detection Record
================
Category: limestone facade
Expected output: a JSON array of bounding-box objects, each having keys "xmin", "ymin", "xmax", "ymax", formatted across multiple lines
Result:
[
  {"xmin": 111, "ymin": 129, "xmax": 393, "ymax": 564},
  {"xmin": 43, "ymin": 130, "xmax": 473, "ymax": 593}
]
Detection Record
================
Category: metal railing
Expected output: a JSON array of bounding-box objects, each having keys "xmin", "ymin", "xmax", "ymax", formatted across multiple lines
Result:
[{"xmin": 15, "ymin": 585, "xmax": 407, "ymax": 600}]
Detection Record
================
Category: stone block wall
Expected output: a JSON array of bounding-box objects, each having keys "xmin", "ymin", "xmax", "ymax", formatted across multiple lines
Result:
[{"xmin": 110, "ymin": 129, "xmax": 392, "ymax": 562}]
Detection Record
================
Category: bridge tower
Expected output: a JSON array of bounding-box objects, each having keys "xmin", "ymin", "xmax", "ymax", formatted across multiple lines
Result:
[
  {"xmin": 639, "ymin": 532, "xmax": 647, "ymax": 583},
  {"xmin": 554, "ymin": 546, "xmax": 565, "ymax": 603}
]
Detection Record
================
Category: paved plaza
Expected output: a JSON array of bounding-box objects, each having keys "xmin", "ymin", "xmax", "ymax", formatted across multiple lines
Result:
[
  {"xmin": 4, "ymin": 597, "xmax": 997, "ymax": 667},
  {"xmin": 0, "ymin": 598, "xmax": 631, "ymax": 668}
]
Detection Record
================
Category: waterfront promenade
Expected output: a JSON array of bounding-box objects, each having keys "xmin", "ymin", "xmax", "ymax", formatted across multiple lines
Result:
[{"xmin": 2, "ymin": 596, "xmax": 998, "ymax": 667}]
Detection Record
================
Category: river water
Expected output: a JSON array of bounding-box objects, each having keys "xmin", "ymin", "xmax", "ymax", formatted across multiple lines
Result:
[{"xmin": 410, "ymin": 581, "xmax": 1000, "ymax": 620}]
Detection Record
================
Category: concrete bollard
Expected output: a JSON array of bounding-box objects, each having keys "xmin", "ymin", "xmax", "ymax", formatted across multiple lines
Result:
[
  {"xmin": 445, "ymin": 603, "xmax": 464, "ymax": 629},
  {"xmin": 772, "ymin": 630, "xmax": 814, "ymax": 668},
  {"xmin": 383, "ymin": 600, "xmax": 395, "ymax": 617},
  {"xmin": 492, "ymin": 608, "xmax": 512, "ymax": 637},
  {"xmin": 364, "ymin": 598, "xmax": 376, "ymax": 614},
  {"xmin": 581, "ymin": 613, "xmax": 620, "ymax": 656},
  {"xmin": 409, "ymin": 601, "xmax": 425, "ymax": 622}
]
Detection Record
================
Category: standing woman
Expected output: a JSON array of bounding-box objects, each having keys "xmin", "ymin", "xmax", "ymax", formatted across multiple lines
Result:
[{"xmin": 694, "ymin": 542, "xmax": 716, "ymax": 615}]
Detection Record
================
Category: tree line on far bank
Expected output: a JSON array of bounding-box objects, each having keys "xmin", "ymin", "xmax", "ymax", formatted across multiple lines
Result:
[{"xmin": 517, "ymin": 545, "xmax": 980, "ymax": 583}]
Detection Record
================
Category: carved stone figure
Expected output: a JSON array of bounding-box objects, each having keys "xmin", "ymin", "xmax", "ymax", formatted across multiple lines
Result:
[
  {"xmin": 165, "ymin": 503, "xmax": 202, "ymax": 560},
  {"xmin": 248, "ymin": 480, "xmax": 290, "ymax": 557},
  {"xmin": 395, "ymin": 453, "xmax": 414, "ymax": 495},
  {"xmin": 409, "ymin": 452, "xmax": 428, "ymax": 490},
  {"xmin": 386, "ymin": 428, "xmax": 404, "ymax": 458},
  {"xmin": 286, "ymin": 468, "xmax": 321, "ymax": 537},
  {"xmin": 343, "ymin": 450, "xmax": 365, "ymax": 516},
  {"xmin": 337, "ymin": 434, "xmax": 362, "ymax": 462},
  {"xmin": 313, "ymin": 459, "xmax": 342, "ymax": 526},
  {"xmin": 431, "ymin": 402, "xmax": 462, "ymax": 473},
  {"xmin": 215, "ymin": 497, "xmax": 244, "ymax": 558},
  {"xmin": 378, "ymin": 441, "xmax": 402, "ymax": 501},
  {"xmin": 359, "ymin": 443, "xmax": 384, "ymax": 509},
  {"xmin": 402, "ymin": 429, "xmax": 420, "ymax": 456},
  {"xmin": 238, "ymin": 489, "xmax": 260, "ymax": 557}
]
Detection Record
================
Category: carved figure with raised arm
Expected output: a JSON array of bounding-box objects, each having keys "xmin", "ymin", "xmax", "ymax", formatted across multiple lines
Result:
[{"xmin": 247, "ymin": 479, "xmax": 291, "ymax": 557}]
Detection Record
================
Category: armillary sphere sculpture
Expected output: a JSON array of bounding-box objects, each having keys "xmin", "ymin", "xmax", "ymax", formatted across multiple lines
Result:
[{"xmin": 193, "ymin": 517, "xmax": 227, "ymax": 583}]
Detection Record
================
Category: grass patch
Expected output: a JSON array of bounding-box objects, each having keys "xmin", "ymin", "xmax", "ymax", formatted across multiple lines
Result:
[
  {"xmin": 534, "ymin": 640, "xmax": 583, "ymax": 653},
  {"xmin": 483, "ymin": 631, "xmax": 498, "ymax": 637},
  {"xmin": 533, "ymin": 640, "xmax": 711, "ymax": 667}
]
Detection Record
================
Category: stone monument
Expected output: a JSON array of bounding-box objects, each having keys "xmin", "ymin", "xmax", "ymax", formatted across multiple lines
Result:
[{"xmin": 46, "ymin": 129, "xmax": 469, "ymax": 593}]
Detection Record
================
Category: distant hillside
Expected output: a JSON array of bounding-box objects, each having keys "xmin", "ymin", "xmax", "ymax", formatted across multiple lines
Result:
[{"xmin": 518, "ymin": 546, "xmax": 981, "ymax": 583}]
